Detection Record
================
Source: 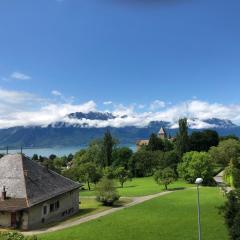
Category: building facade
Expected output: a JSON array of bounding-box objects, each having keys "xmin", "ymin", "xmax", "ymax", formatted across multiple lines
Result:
[{"xmin": 0, "ymin": 154, "xmax": 80, "ymax": 230}]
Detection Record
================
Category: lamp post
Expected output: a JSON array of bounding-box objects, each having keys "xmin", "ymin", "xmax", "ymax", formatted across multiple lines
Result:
[{"xmin": 195, "ymin": 178, "xmax": 203, "ymax": 240}]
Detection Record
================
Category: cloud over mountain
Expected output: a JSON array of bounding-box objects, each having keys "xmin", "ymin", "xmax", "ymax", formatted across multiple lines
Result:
[{"xmin": 0, "ymin": 87, "xmax": 240, "ymax": 129}]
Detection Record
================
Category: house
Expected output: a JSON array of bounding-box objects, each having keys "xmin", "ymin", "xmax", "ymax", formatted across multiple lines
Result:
[
  {"xmin": 0, "ymin": 154, "xmax": 80, "ymax": 230},
  {"xmin": 136, "ymin": 127, "xmax": 168, "ymax": 150}
]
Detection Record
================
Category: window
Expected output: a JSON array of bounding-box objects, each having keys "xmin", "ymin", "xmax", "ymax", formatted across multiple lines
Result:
[
  {"xmin": 55, "ymin": 201, "xmax": 60, "ymax": 210},
  {"xmin": 50, "ymin": 203, "xmax": 54, "ymax": 213},
  {"xmin": 43, "ymin": 205, "xmax": 48, "ymax": 215}
]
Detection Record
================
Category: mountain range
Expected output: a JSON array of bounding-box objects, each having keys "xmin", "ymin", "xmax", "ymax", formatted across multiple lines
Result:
[{"xmin": 0, "ymin": 111, "xmax": 239, "ymax": 148}]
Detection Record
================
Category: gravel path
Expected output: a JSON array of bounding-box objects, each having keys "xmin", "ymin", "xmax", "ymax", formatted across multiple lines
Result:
[{"xmin": 23, "ymin": 191, "xmax": 173, "ymax": 236}]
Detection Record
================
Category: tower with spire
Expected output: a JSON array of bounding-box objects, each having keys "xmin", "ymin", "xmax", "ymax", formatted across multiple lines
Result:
[{"xmin": 158, "ymin": 127, "xmax": 167, "ymax": 140}]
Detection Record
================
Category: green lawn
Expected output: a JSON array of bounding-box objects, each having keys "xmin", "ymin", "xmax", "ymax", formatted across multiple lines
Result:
[
  {"xmin": 80, "ymin": 177, "xmax": 193, "ymax": 197},
  {"xmin": 39, "ymin": 187, "xmax": 228, "ymax": 240}
]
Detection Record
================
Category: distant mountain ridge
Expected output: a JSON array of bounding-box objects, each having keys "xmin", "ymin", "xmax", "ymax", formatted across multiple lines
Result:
[{"xmin": 0, "ymin": 111, "xmax": 239, "ymax": 148}]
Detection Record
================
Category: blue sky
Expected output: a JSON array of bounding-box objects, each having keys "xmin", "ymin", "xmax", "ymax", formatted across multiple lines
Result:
[{"xmin": 0, "ymin": 0, "xmax": 240, "ymax": 128}]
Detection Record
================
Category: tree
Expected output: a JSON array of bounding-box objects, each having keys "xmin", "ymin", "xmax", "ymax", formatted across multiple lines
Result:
[
  {"xmin": 147, "ymin": 134, "xmax": 164, "ymax": 151},
  {"xmin": 49, "ymin": 154, "xmax": 57, "ymax": 161},
  {"xmin": 209, "ymin": 139, "xmax": 240, "ymax": 167},
  {"xmin": 177, "ymin": 151, "xmax": 214, "ymax": 185},
  {"xmin": 73, "ymin": 141, "xmax": 104, "ymax": 166},
  {"xmin": 96, "ymin": 177, "xmax": 120, "ymax": 206},
  {"xmin": 78, "ymin": 163, "xmax": 102, "ymax": 190},
  {"xmin": 114, "ymin": 167, "xmax": 131, "ymax": 188},
  {"xmin": 189, "ymin": 130, "xmax": 219, "ymax": 152},
  {"xmin": 62, "ymin": 167, "xmax": 81, "ymax": 182},
  {"xmin": 103, "ymin": 166, "xmax": 115, "ymax": 179},
  {"xmin": 32, "ymin": 154, "xmax": 39, "ymax": 161},
  {"xmin": 220, "ymin": 135, "xmax": 239, "ymax": 141},
  {"xmin": 175, "ymin": 118, "xmax": 189, "ymax": 157},
  {"xmin": 154, "ymin": 167, "xmax": 177, "ymax": 190},
  {"xmin": 222, "ymin": 190, "xmax": 240, "ymax": 240},
  {"xmin": 155, "ymin": 150, "xmax": 180, "ymax": 171},
  {"xmin": 129, "ymin": 150, "xmax": 157, "ymax": 177},
  {"xmin": 102, "ymin": 130, "xmax": 115, "ymax": 167},
  {"xmin": 112, "ymin": 147, "xmax": 133, "ymax": 169}
]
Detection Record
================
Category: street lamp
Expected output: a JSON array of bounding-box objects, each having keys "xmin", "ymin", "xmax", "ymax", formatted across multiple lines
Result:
[{"xmin": 195, "ymin": 178, "xmax": 203, "ymax": 240}]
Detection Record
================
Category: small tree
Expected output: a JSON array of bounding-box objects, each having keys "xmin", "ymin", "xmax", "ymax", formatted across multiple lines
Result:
[
  {"xmin": 154, "ymin": 167, "xmax": 177, "ymax": 190},
  {"xmin": 114, "ymin": 167, "xmax": 131, "ymax": 188},
  {"xmin": 96, "ymin": 177, "xmax": 120, "ymax": 206},
  {"xmin": 79, "ymin": 163, "xmax": 102, "ymax": 190}
]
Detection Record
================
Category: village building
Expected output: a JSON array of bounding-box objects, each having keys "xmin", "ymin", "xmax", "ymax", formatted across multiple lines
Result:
[
  {"xmin": 0, "ymin": 154, "xmax": 80, "ymax": 230},
  {"xmin": 136, "ymin": 127, "xmax": 168, "ymax": 150}
]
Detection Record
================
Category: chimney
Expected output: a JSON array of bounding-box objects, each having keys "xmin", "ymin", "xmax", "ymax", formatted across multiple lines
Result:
[{"xmin": 2, "ymin": 186, "xmax": 7, "ymax": 201}]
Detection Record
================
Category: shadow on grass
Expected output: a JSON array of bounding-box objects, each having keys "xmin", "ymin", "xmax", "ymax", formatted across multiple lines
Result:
[
  {"xmin": 168, "ymin": 187, "xmax": 186, "ymax": 191},
  {"xmin": 116, "ymin": 185, "xmax": 137, "ymax": 189},
  {"xmin": 78, "ymin": 208, "xmax": 98, "ymax": 216}
]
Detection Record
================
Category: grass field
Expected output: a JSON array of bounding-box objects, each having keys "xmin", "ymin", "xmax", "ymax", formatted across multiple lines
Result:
[
  {"xmin": 39, "ymin": 187, "xmax": 228, "ymax": 240},
  {"xmin": 80, "ymin": 177, "xmax": 193, "ymax": 197}
]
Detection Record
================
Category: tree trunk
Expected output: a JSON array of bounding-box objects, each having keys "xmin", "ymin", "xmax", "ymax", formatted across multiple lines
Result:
[
  {"xmin": 87, "ymin": 181, "xmax": 91, "ymax": 191},
  {"xmin": 165, "ymin": 184, "xmax": 168, "ymax": 190}
]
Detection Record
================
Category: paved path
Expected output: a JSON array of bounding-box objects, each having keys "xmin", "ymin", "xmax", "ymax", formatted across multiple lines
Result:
[
  {"xmin": 214, "ymin": 170, "xmax": 232, "ymax": 193},
  {"xmin": 23, "ymin": 191, "xmax": 173, "ymax": 236}
]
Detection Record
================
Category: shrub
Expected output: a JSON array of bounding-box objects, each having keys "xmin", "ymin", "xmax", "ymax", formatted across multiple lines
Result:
[
  {"xmin": 0, "ymin": 232, "xmax": 37, "ymax": 240},
  {"xmin": 96, "ymin": 177, "xmax": 120, "ymax": 206}
]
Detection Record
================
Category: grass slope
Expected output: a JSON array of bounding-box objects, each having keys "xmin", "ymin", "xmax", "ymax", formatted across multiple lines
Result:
[
  {"xmin": 40, "ymin": 187, "xmax": 228, "ymax": 240},
  {"xmin": 80, "ymin": 177, "xmax": 193, "ymax": 197}
]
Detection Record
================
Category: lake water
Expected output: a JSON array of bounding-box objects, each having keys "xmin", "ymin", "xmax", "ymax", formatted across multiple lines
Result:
[{"xmin": 0, "ymin": 144, "xmax": 136, "ymax": 157}]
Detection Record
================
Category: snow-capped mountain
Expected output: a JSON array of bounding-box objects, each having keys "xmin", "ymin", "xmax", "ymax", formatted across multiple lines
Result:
[{"xmin": 0, "ymin": 111, "xmax": 239, "ymax": 148}]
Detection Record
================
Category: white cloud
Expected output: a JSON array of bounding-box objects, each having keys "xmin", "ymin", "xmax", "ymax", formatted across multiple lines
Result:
[
  {"xmin": 138, "ymin": 104, "xmax": 145, "ymax": 109},
  {"xmin": 0, "ymin": 87, "xmax": 96, "ymax": 128},
  {"xmin": 51, "ymin": 90, "xmax": 62, "ymax": 96},
  {"xmin": 149, "ymin": 100, "xmax": 166, "ymax": 111},
  {"xmin": 103, "ymin": 101, "xmax": 113, "ymax": 105},
  {"xmin": 0, "ymin": 88, "xmax": 240, "ymax": 129},
  {"xmin": 10, "ymin": 72, "xmax": 31, "ymax": 81}
]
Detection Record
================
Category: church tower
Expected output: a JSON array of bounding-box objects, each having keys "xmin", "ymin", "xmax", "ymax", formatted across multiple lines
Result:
[{"xmin": 158, "ymin": 127, "xmax": 167, "ymax": 140}]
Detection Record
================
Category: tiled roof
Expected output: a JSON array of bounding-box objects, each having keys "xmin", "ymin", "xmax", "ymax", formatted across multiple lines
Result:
[
  {"xmin": 0, "ymin": 198, "xmax": 28, "ymax": 212},
  {"xmin": 0, "ymin": 154, "xmax": 80, "ymax": 210}
]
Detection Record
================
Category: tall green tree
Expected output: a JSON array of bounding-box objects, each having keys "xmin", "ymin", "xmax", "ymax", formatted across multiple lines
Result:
[
  {"xmin": 112, "ymin": 147, "xmax": 133, "ymax": 169},
  {"xmin": 189, "ymin": 130, "xmax": 219, "ymax": 152},
  {"xmin": 102, "ymin": 130, "xmax": 115, "ymax": 167},
  {"xmin": 209, "ymin": 139, "xmax": 240, "ymax": 167},
  {"xmin": 175, "ymin": 118, "xmax": 189, "ymax": 157}
]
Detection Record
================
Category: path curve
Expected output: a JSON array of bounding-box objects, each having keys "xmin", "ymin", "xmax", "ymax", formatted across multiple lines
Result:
[{"xmin": 23, "ymin": 191, "xmax": 173, "ymax": 236}]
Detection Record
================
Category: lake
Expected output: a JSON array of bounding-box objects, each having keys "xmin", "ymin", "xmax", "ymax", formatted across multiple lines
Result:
[{"xmin": 0, "ymin": 144, "xmax": 136, "ymax": 157}]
